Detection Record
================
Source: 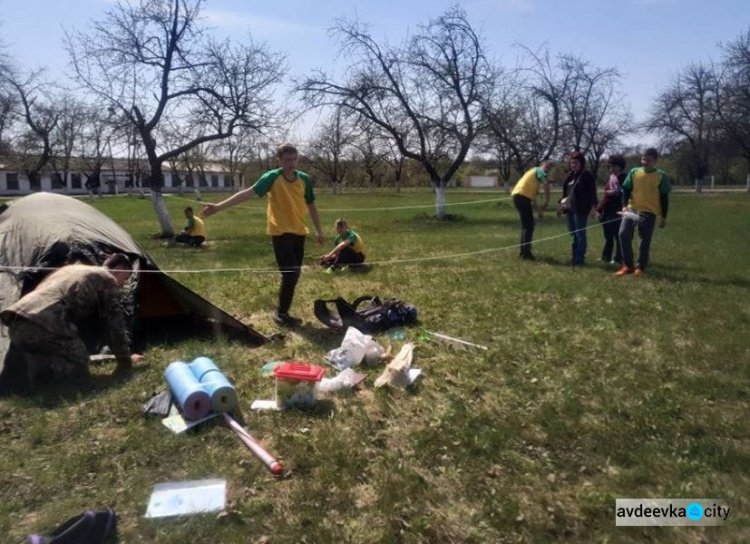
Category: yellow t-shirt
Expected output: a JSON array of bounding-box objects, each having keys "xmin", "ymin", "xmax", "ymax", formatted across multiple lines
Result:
[
  {"xmin": 511, "ymin": 167, "xmax": 547, "ymax": 199},
  {"xmin": 335, "ymin": 230, "xmax": 365, "ymax": 254},
  {"xmin": 251, "ymin": 169, "xmax": 316, "ymax": 236},
  {"xmin": 187, "ymin": 215, "xmax": 206, "ymax": 237},
  {"xmin": 622, "ymin": 167, "xmax": 671, "ymax": 216}
]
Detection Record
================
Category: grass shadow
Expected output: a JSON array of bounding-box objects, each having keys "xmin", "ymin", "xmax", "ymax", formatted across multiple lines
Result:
[{"xmin": 2, "ymin": 365, "xmax": 149, "ymax": 407}]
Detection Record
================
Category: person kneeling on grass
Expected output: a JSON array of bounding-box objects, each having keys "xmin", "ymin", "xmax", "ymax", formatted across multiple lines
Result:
[
  {"xmin": 0, "ymin": 254, "xmax": 145, "ymax": 388},
  {"xmin": 320, "ymin": 219, "xmax": 366, "ymax": 270},
  {"xmin": 174, "ymin": 207, "xmax": 206, "ymax": 247}
]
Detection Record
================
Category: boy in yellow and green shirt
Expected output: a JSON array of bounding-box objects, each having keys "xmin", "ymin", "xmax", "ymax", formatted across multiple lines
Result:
[
  {"xmin": 321, "ymin": 219, "xmax": 366, "ymax": 269},
  {"xmin": 200, "ymin": 144, "xmax": 324, "ymax": 326},
  {"xmin": 175, "ymin": 207, "xmax": 206, "ymax": 247},
  {"xmin": 511, "ymin": 160, "xmax": 552, "ymax": 260},
  {"xmin": 615, "ymin": 147, "xmax": 671, "ymax": 277}
]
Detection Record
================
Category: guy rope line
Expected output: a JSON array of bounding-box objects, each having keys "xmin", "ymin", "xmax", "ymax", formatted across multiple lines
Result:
[
  {"xmin": 162, "ymin": 192, "xmax": 512, "ymax": 212},
  {"xmin": 0, "ymin": 217, "xmax": 622, "ymax": 275}
]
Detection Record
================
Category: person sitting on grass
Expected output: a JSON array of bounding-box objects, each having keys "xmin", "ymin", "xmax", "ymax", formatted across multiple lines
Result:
[
  {"xmin": 320, "ymin": 219, "xmax": 366, "ymax": 270},
  {"xmin": 174, "ymin": 207, "xmax": 206, "ymax": 247}
]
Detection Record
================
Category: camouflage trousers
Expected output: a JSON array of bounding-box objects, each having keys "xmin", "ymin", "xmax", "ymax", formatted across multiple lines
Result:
[{"xmin": 6, "ymin": 316, "xmax": 90, "ymax": 385}]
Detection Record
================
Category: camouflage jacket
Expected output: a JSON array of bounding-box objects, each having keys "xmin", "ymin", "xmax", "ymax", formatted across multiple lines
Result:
[{"xmin": 0, "ymin": 264, "xmax": 131, "ymax": 363}]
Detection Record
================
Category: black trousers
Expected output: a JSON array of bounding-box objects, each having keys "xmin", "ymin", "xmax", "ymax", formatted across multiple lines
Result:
[
  {"xmin": 513, "ymin": 194, "xmax": 535, "ymax": 256},
  {"xmin": 175, "ymin": 234, "xmax": 205, "ymax": 246},
  {"xmin": 600, "ymin": 212, "xmax": 622, "ymax": 262},
  {"xmin": 272, "ymin": 234, "xmax": 306, "ymax": 315},
  {"xmin": 335, "ymin": 246, "xmax": 365, "ymax": 266}
]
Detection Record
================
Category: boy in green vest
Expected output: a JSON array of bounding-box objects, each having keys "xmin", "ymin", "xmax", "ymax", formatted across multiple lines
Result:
[
  {"xmin": 615, "ymin": 148, "xmax": 671, "ymax": 277},
  {"xmin": 321, "ymin": 219, "xmax": 366, "ymax": 270},
  {"xmin": 201, "ymin": 144, "xmax": 324, "ymax": 326}
]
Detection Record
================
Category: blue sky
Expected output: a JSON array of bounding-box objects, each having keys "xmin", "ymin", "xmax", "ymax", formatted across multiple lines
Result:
[{"xmin": 2, "ymin": 0, "xmax": 749, "ymax": 145}]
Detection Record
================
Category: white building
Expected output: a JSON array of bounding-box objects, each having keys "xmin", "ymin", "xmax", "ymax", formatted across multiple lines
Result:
[{"xmin": 0, "ymin": 159, "xmax": 236, "ymax": 196}]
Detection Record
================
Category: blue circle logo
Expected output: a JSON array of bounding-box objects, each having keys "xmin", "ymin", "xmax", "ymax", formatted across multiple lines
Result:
[{"xmin": 686, "ymin": 503, "xmax": 704, "ymax": 521}]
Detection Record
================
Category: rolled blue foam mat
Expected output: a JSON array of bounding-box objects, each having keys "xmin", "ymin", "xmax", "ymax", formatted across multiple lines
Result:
[
  {"xmin": 164, "ymin": 361, "xmax": 211, "ymax": 420},
  {"xmin": 190, "ymin": 357, "xmax": 238, "ymax": 413}
]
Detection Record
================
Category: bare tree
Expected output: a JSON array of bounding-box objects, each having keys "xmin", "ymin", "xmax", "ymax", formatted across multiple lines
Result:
[
  {"xmin": 515, "ymin": 44, "xmax": 572, "ymax": 164},
  {"xmin": 49, "ymin": 95, "xmax": 88, "ymax": 191},
  {"xmin": 351, "ymin": 119, "xmax": 388, "ymax": 191},
  {"xmin": 557, "ymin": 54, "xmax": 630, "ymax": 177},
  {"xmin": 717, "ymin": 28, "xmax": 750, "ymax": 191},
  {"xmin": 645, "ymin": 63, "xmax": 719, "ymax": 192},
  {"xmin": 0, "ymin": 91, "xmax": 16, "ymax": 155},
  {"xmin": 307, "ymin": 107, "xmax": 355, "ymax": 194},
  {"xmin": 213, "ymin": 127, "xmax": 259, "ymax": 191},
  {"xmin": 1, "ymin": 70, "xmax": 60, "ymax": 191},
  {"xmin": 66, "ymin": 0, "xmax": 285, "ymax": 236},
  {"xmin": 78, "ymin": 106, "xmax": 119, "ymax": 199},
  {"xmin": 0, "ymin": 28, "xmax": 19, "ymax": 155},
  {"xmin": 298, "ymin": 7, "xmax": 496, "ymax": 217}
]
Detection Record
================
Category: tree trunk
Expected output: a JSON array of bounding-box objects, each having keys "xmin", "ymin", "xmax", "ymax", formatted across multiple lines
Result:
[
  {"xmin": 194, "ymin": 187, "xmax": 203, "ymax": 201},
  {"xmin": 695, "ymin": 178, "xmax": 702, "ymax": 194},
  {"xmin": 746, "ymin": 172, "xmax": 750, "ymax": 193},
  {"xmin": 28, "ymin": 172, "xmax": 41, "ymax": 192},
  {"xmin": 148, "ymin": 165, "xmax": 174, "ymax": 237},
  {"xmin": 432, "ymin": 180, "xmax": 447, "ymax": 219}
]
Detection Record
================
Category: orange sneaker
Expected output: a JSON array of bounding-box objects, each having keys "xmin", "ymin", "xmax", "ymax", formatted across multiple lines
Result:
[
  {"xmin": 614, "ymin": 266, "xmax": 632, "ymax": 277},
  {"xmin": 634, "ymin": 268, "xmax": 644, "ymax": 277}
]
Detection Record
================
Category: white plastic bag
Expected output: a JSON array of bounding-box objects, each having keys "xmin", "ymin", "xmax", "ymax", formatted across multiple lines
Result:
[
  {"xmin": 325, "ymin": 327, "xmax": 386, "ymax": 370},
  {"xmin": 325, "ymin": 327, "xmax": 367, "ymax": 370}
]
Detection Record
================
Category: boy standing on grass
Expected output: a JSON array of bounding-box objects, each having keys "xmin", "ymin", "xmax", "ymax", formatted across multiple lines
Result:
[
  {"xmin": 320, "ymin": 219, "xmax": 366, "ymax": 269},
  {"xmin": 200, "ymin": 143, "xmax": 324, "ymax": 327},
  {"xmin": 511, "ymin": 160, "xmax": 552, "ymax": 260},
  {"xmin": 615, "ymin": 148, "xmax": 671, "ymax": 277}
]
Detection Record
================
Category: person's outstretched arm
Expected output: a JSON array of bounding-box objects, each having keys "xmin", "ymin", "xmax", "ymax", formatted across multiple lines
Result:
[{"xmin": 200, "ymin": 187, "xmax": 257, "ymax": 218}]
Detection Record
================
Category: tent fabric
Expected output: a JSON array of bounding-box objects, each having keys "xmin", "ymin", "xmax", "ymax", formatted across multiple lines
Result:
[{"xmin": 0, "ymin": 192, "xmax": 268, "ymax": 385}]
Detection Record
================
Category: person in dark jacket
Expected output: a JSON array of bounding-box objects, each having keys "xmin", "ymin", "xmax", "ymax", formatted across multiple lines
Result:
[
  {"xmin": 597, "ymin": 155, "xmax": 626, "ymax": 264},
  {"xmin": 559, "ymin": 151, "xmax": 598, "ymax": 265}
]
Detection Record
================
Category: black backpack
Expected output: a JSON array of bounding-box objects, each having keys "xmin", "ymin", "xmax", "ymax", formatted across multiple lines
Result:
[{"xmin": 314, "ymin": 295, "xmax": 418, "ymax": 333}]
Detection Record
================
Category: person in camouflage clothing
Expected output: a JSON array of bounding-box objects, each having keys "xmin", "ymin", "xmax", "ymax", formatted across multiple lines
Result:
[{"xmin": 0, "ymin": 253, "xmax": 144, "ymax": 387}]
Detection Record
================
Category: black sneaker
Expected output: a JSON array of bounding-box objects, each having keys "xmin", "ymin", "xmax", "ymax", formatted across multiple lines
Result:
[{"xmin": 274, "ymin": 313, "xmax": 302, "ymax": 327}]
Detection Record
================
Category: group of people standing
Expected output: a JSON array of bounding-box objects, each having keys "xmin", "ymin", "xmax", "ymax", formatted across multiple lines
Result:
[{"xmin": 512, "ymin": 147, "xmax": 671, "ymax": 275}]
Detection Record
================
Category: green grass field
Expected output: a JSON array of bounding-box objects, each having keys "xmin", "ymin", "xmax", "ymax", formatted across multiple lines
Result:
[{"xmin": 1, "ymin": 189, "xmax": 749, "ymax": 543}]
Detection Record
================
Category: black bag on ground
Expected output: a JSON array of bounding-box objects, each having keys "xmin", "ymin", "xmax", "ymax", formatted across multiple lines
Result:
[
  {"xmin": 24, "ymin": 508, "xmax": 116, "ymax": 544},
  {"xmin": 314, "ymin": 295, "xmax": 417, "ymax": 333}
]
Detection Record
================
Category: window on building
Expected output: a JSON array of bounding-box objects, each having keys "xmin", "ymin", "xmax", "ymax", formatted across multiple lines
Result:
[
  {"xmin": 71, "ymin": 173, "xmax": 82, "ymax": 189},
  {"xmin": 225, "ymin": 175, "xmax": 233, "ymax": 188},
  {"xmin": 185, "ymin": 174, "xmax": 194, "ymax": 187},
  {"xmin": 6, "ymin": 173, "xmax": 19, "ymax": 191},
  {"xmin": 52, "ymin": 173, "xmax": 65, "ymax": 189},
  {"xmin": 211, "ymin": 174, "xmax": 219, "ymax": 187},
  {"xmin": 199, "ymin": 174, "xmax": 207, "ymax": 187}
]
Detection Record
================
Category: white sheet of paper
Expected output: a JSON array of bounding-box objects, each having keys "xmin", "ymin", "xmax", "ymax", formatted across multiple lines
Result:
[
  {"xmin": 145, "ymin": 478, "xmax": 226, "ymax": 518},
  {"xmin": 251, "ymin": 399, "xmax": 280, "ymax": 411},
  {"xmin": 161, "ymin": 411, "xmax": 218, "ymax": 434},
  {"xmin": 407, "ymin": 368, "xmax": 422, "ymax": 384}
]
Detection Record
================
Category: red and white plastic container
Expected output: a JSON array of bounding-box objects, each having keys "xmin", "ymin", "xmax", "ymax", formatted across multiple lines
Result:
[{"xmin": 273, "ymin": 363, "xmax": 325, "ymax": 409}]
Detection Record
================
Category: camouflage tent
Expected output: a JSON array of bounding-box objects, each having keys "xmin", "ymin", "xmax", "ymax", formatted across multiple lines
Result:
[{"xmin": 0, "ymin": 192, "xmax": 267, "ymax": 388}]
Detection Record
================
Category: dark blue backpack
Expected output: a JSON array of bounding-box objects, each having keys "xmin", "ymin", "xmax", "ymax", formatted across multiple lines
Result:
[{"xmin": 314, "ymin": 295, "xmax": 418, "ymax": 333}]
